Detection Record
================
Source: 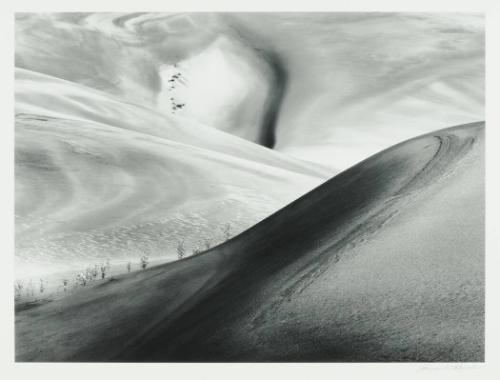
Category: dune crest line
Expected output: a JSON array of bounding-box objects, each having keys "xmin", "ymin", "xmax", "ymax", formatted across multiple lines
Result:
[{"xmin": 16, "ymin": 122, "xmax": 484, "ymax": 362}]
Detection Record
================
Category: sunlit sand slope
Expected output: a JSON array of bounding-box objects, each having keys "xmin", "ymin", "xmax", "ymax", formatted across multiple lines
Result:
[
  {"xmin": 15, "ymin": 113, "xmax": 324, "ymax": 275},
  {"xmin": 16, "ymin": 13, "xmax": 484, "ymax": 170},
  {"xmin": 16, "ymin": 122, "xmax": 483, "ymax": 361},
  {"xmin": 15, "ymin": 67, "xmax": 330, "ymax": 277}
]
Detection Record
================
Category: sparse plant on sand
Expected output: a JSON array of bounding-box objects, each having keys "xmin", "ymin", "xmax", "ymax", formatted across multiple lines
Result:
[
  {"xmin": 100, "ymin": 264, "xmax": 107, "ymax": 279},
  {"xmin": 140, "ymin": 255, "xmax": 149, "ymax": 269},
  {"xmin": 77, "ymin": 273, "xmax": 87, "ymax": 286},
  {"xmin": 177, "ymin": 240, "xmax": 186, "ymax": 260}
]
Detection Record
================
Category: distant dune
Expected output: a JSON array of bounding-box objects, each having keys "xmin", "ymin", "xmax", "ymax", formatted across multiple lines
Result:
[
  {"xmin": 15, "ymin": 67, "xmax": 332, "ymax": 278},
  {"xmin": 14, "ymin": 12, "xmax": 483, "ymax": 276},
  {"xmin": 16, "ymin": 13, "xmax": 484, "ymax": 170},
  {"xmin": 16, "ymin": 122, "xmax": 484, "ymax": 362}
]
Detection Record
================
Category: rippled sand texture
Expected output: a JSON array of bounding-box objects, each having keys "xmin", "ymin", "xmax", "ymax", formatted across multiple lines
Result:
[
  {"xmin": 16, "ymin": 123, "xmax": 484, "ymax": 362},
  {"xmin": 15, "ymin": 12, "xmax": 484, "ymax": 362},
  {"xmin": 16, "ymin": 13, "xmax": 484, "ymax": 169},
  {"xmin": 15, "ymin": 72, "xmax": 327, "ymax": 276}
]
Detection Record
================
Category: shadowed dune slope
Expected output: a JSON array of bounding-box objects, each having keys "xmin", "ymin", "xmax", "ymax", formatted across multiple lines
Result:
[{"xmin": 15, "ymin": 122, "xmax": 484, "ymax": 362}]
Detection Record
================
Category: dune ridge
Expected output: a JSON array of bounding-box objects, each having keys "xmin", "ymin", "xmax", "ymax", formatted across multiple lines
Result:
[
  {"xmin": 15, "ymin": 122, "xmax": 484, "ymax": 362},
  {"xmin": 16, "ymin": 13, "xmax": 484, "ymax": 171},
  {"xmin": 15, "ymin": 66, "xmax": 334, "ymax": 277}
]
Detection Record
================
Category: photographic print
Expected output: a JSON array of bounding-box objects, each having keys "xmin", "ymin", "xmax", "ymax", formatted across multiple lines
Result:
[{"xmin": 14, "ymin": 12, "xmax": 484, "ymax": 362}]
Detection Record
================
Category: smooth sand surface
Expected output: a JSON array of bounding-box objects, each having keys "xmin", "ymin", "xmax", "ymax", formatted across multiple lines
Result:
[
  {"xmin": 16, "ymin": 13, "xmax": 484, "ymax": 170},
  {"xmin": 16, "ymin": 122, "xmax": 484, "ymax": 362},
  {"xmin": 15, "ymin": 68, "xmax": 331, "ymax": 278}
]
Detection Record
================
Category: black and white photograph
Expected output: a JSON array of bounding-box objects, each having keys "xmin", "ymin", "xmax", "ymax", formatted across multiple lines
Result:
[{"xmin": 4, "ymin": 2, "xmax": 498, "ymax": 373}]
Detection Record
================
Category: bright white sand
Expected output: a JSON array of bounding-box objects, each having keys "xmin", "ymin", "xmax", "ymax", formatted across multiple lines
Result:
[
  {"xmin": 15, "ymin": 69, "xmax": 329, "ymax": 278},
  {"xmin": 16, "ymin": 13, "xmax": 484, "ymax": 171}
]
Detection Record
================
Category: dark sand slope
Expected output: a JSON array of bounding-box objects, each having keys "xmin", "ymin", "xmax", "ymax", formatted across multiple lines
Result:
[{"xmin": 16, "ymin": 122, "xmax": 484, "ymax": 362}]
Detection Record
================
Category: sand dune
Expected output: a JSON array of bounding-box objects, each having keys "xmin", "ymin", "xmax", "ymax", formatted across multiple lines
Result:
[
  {"xmin": 15, "ymin": 112, "xmax": 324, "ymax": 277},
  {"xmin": 222, "ymin": 13, "xmax": 484, "ymax": 169},
  {"xmin": 15, "ymin": 13, "xmax": 286, "ymax": 147},
  {"xmin": 15, "ymin": 122, "xmax": 484, "ymax": 362},
  {"xmin": 15, "ymin": 68, "xmax": 332, "ymax": 278},
  {"xmin": 16, "ymin": 68, "xmax": 330, "ymax": 178},
  {"xmin": 16, "ymin": 13, "xmax": 484, "ymax": 171}
]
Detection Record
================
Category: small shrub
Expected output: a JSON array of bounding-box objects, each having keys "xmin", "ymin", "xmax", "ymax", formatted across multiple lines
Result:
[
  {"xmin": 140, "ymin": 255, "xmax": 149, "ymax": 269},
  {"xmin": 177, "ymin": 240, "xmax": 185, "ymax": 260}
]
